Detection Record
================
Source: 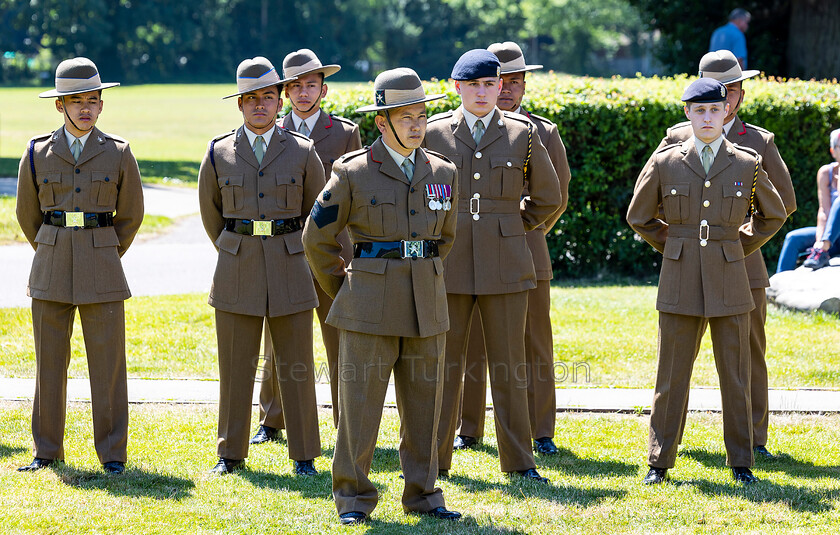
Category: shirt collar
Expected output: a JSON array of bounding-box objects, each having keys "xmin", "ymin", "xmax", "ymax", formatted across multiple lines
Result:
[
  {"xmin": 693, "ymin": 134, "xmax": 724, "ymax": 158},
  {"xmin": 460, "ymin": 105, "xmax": 494, "ymax": 133},
  {"xmin": 290, "ymin": 110, "xmax": 321, "ymax": 135},
  {"xmin": 64, "ymin": 127, "xmax": 92, "ymax": 149},
  {"xmin": 243, "ymin": 124, "xmax": 275, "ymax": 149},
  {"xmin": 723, "ymin": 118, "xmax": 735, "ymax": 136},
  {"xmin": 381, "ymin": 140, "xmax": 415, "ymax": 171}
]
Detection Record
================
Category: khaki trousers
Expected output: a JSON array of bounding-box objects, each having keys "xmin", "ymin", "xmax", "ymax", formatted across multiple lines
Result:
[
  {"xmin": 30, "ymin": 298, "xmax": 128, "ymax": 464},
  {"xmin": 459, "ymin": 280, "xmax": 556, "ymax": 440},
  {"xmin": 215, "ymin": 309, "xmax": 320, "ymax": 461},
  {"xmin": 257, "ymin": 281, "xmax": 340, "ymax": 429},
  {"xmin": 649, "ymin": 312, "xmax": 753, "ymax": 469},
  {"xmin": 332, "ymin": 330, "xmax": 446, "ymax": 516},
  {"xmin": 438, "ymin": 291, "xmax": 536, "ymax": 473}
]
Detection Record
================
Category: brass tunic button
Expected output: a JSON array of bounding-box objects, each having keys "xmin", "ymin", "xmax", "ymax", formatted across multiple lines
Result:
[
  {"xmin": 703, "ymin": 200, "xmax": 710, "ymax": 207},
  {"xmin": 475, "ymin": 151, "xmax": 483, "ymax": 159},
  {"xmin": 670, "ymin": 188, "xmax": 677, "ymax": 195},
  {"xmin": 736, "ymin": 191, "xmax": 743, "ymax": 197},
  {"xmin": 704, "ymin": 180, "xmax": 711, "ymax": 188},
  {"xmin": 473, "ymin": 172, "xmax": 480, "ymax": 180},
  {"xmin": 507, "ymin": 161, "xmax": 512, "ymax": 167},
  {"xmin": 700, "ymin": 239, "xmax": 708, "ymax": 247}
]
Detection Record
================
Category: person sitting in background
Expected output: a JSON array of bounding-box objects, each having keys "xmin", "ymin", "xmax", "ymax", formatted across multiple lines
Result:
[{"xmin": 776, "ymin": 128, "xmax": 840, "ymax": 272}]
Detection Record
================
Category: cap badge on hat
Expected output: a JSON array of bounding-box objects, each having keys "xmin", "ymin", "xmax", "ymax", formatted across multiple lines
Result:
[
  {"xmin": 721, "ymin": 86, "xmax": 726, "ymax": 97},
  {"xmin": 356, "ymin": 68, "xmax": 445, "ymax": 113},
  {"xmin": 376, "ymin": 91, "xmax": 386, "ymax": 106}
]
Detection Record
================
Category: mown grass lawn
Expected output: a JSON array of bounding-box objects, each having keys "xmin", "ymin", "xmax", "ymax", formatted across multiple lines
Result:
[
  {"xmin": 0, "ymin": 403, "xmax": 838, "ymax": 534},
  {"xmin": 1, "ymin": 286, "xmax": 838, "ymax": 389}
]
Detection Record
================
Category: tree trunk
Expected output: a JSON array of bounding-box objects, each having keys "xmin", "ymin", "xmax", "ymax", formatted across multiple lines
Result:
[{"xmin": 787, "ymin": 0, "xmax": 840, "ymax": 79}]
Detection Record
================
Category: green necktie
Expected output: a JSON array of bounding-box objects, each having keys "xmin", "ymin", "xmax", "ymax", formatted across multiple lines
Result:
[
  {"xmin": 299, "ymin": 121, "xmax": 310, "ymax": 138},
  {"xmin": 72, "ymin": 139, "xmax": 82, "ymax": 162},
  {"xmin": 254, "ymin": 135, "xmax": 265, "ymax": 165},
  {"xmin": 701, "ymin": 144, "xmax": 713, "ymax": 174},
  {"xmin": 401, "ymin": 157, "xmax": 414, "ymax": 182},
  {"xmin": 473, "ymin": 120, "xmax": 485, "ymax": 145}
]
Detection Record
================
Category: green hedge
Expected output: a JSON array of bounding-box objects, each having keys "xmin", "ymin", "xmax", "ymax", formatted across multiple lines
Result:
[{"xmin": 302, "ymin": 74, "xmax": 840, "ymax": 278}]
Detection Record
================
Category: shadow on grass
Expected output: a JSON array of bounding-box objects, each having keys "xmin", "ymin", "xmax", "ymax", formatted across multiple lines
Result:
[
  {"xmin": 57, "ymin": 465, "xmax": 195, "ymax": 500},
  {"xmin": 361, "ymin": 515, "xmax": 528, "ymax": 534},
  {"xmin": 446, "ymin": 473, "xmax": 627, "ymax": 507},
  {"xmin": 239, "ymin": 467, "xmax": 335, "ymax": 500},
  {"xmin": 684, "ymin": 478, "xmax": 840, "ymax": 513},
  {"xmin": 0, "ymin": 443, "xmax": 28, "ymax": 458},
  {"xmin": 682, "ymin": 448, "xmax": 840, "ymax": 480},
  {"xmin": 537, "ymin": 446, "xmax": 637, "ymax": 477}
]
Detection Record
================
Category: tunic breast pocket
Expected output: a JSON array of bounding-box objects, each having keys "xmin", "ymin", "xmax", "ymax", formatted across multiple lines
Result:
[
  {"xmin": 91, "ymin": 172, "xmax": 117, "ymax": 207},
  {"xmin": 355, "ymin": 190, "xmax": 397, "ymax": 237},
  {"xmin": 275, "ymin": 174, "xmax": 303, "ymax": 211},
  {"xmin": 493, "ymin": 156, "xmax": 524, "ymax": 198},
  {"xmin": 218, "ymin": 175, "xmax": 244, "ymax": 211},
  {"xmin": 661, "ymin": 183, "xmax": 690, "ymax": 223},
  {"xmin": 424, "ymin": 199, "xmax": 446, "ymax": 236},
  {"xmin": 38, "ymin": 172, "xmax": 62, "ymax": 207},
  {"xmin": 721, "ymin": 185, "xmax": 750, "ymax": 224}
]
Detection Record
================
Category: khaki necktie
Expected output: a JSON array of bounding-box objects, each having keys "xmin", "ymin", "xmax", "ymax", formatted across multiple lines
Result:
[
  {"xmin": 299, "ymin": 121, "xmax": 310, "ymax": 138},
  {"xmin": 701, "ymin": 144, "xmax": 713, "ymax": 175},
  {"xmin": 472, "ymin": 120, "xmax": 485, "ymax": 145},
  {"xmin": 254, "ymin": 135, "xmax": 265, "ymax": 165},
  {"xmin": 401, "ymin": 157, "xmax": 414, "ymax": 182},
  {"xmin": 71, "ymin": 139, "xmax": 82, "ymax": 162}
]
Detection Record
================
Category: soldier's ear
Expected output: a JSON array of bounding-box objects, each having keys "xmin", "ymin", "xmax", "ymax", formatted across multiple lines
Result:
[
  {"xmin": 321, "ymin": 83, "xmax": 328, "ymax": 99},
  {"xmin": 683, "ymin": 104, "xmax": 691, "ymax": 119}
]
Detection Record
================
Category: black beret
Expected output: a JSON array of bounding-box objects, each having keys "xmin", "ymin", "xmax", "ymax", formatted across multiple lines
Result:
[
  {"xmin": 682, "ymin": 78, "xmax": 727, "ymax": 103},
  {"xmin": 451, "ymin": 49, "xmax": 501, "ymax": 81}
]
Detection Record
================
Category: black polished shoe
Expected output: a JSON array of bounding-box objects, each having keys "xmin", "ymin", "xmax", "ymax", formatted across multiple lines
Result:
[
  {"xmin": 103, "ymin": 461, "xmax": 125, "ymax": 474},
  {"xmin": 511, "ymin": 468, "xmax": 549, "ymax": 483},
  {"xmin": 209, "ymin": 458, "xmax": 243, "ymax": 474},
  {"xmin": 293, "ymin": 459, "xmax": 317, "ymax": 476},
  {"xmin": 753, "ymin": 445, "xmax": 775, "ymax": 460},
  {"xmin": 339, "ymin": 512, "xmax": 367, "ymax": 525},
  {"xmin": 643, "ymin": 466, "xmax": 667, "ymax": 485},
  {"xmin": 438, "ymin": 469, "xmax": 450, "ymax": 479},
  {"xmin": 732, "ymin": 467, "xmax": 759, "ymax": 484},
  {"xmin": 249, "ymin": 425, "xmax": 282, "ymax": 444},
  {"xmin": 17, "ymin": 458, "xmax": 54, "ymax": 472},
  {"xmin": 453, "ymin": 435, "xmax": 480, "ymax": 450},
  {"xmin": 421, "ymin": 506, "xmax": 462, "ymax": 521},
  {"xmin": 533, "ymin": 437, "xmax": 559, "ymax": 455}
]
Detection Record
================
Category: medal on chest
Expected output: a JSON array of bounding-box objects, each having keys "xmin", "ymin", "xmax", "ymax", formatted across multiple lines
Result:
[{"xmin": 425, "ymin": 183, "xmax": 452, "ymax": 211}]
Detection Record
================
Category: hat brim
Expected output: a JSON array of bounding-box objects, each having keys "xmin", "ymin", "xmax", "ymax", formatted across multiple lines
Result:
[
  {"xmin": 721, "ymin": 69, "xmax": 760, "ymax": 84},
  {"xmin": 287, "ymin": 65, "xmax": 341, "ymax": 80},
  {"xmin": 356, "ymin": 93, "xmax": 445, "ymax": 113},
  {"xmin": 222, "ymin": 76, "xmax": 297, "ymax": 99},
  {"xmin": 500, "ymin": 64, "xmax": 543, "ymax": 74},
  {"xmin": 38, "ymin": 82, "xmax": 120, "ymax": 98}
]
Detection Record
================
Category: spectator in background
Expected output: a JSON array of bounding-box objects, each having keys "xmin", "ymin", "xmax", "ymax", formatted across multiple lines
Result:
[
  {"xmin": 776, "ymin": 129, "xmax": 840, "ymax": 272},
  {"xmin": 710, "ymin": 8, "xmax": 751, "ymax": 69}
]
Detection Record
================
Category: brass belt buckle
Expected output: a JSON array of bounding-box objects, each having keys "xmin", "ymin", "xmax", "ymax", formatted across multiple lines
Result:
[
  {"xmin": 401, "ymin": 240, "xmax": 424, "ymax": 258},
  {"xmin": 699, "ymin": 219, "xmax": 709, "ymax": 247},
  {"xmin": 469, "ymin": 193, "xmax": 480, "ymax": 221},
  {"xmin": 65, "ymin": 211, "xmax": 84, "ymax": 227},
  {"xmin": 252, "ymin": 220, "xmax": 272, "ymax": 236}
]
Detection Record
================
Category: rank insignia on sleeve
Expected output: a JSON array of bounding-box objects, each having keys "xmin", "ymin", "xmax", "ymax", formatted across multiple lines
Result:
[{"xmin": 310, "ymin": 200, "xmax": 339, "ymax": 229}]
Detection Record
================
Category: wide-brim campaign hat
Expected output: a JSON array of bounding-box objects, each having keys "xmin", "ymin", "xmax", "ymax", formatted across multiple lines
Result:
[
  {"xmin": 487, "ymin": 42, "xmax": 542, "ymax": 74},
  {"xmin": 699, "ymin": 50, "xmax": 759, "ymax": 85},
  {"xmin": 283, "ymin": 49, "xmax": 341, "ymax": 79},
  {"xmin": 356, "ymin": 68, "xmax": 444, "ymax": 112},
  {"xmin": 223, "ymin": 57, "xmax": 295, "ymax": 99},
  {"xmin": 38, "ymin": 57, "xmax": 120, "ymax": 98}
]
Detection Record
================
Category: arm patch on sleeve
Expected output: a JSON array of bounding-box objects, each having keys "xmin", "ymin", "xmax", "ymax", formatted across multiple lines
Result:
[{"xmin": 310, "ymin": 201, "xmax": 339, "ymax": 229}]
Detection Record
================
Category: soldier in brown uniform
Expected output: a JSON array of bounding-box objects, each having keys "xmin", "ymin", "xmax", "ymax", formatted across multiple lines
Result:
[
  {"xmin": 650, "ymin": 51, "xmax": 796, "ymax": 459},
  {"xmin": 15, "ymin": 57, "xmax": 144, "ymax": 474},
  {"xmin": 424, "ymin": 49, "xmax": 561, "ymax": 481},
  {"xmin": 302, "ymin": 68, "xmax": 461, "ymax": 525},
  {"xmin": 627, "ymin": 78, "xmax": 787, "ymax": 485},
  {"xmin": 251, "ymin": 49, "xmax": 362, "ymax": 444},
  {"xmin": 198, "ymin": 57, "xmax": 324, "ymax": 475},
  {"xmin": 456, "ymin": 42, "xmax": 571, "ymax": 456}
]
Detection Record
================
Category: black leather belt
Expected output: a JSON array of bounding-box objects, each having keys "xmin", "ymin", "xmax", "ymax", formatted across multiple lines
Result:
[
  {"xmin": 224, "ymin": 217, "xmax": 302, "ymax": 236},
  {"xmin": 354, "ymin": 240, "xmax": 440, "ymax": 259},
  {"xmin": 42, "ymin": 211, "xmax": 113, "ymax": 228},
  {"xmin": 668, "ymin": 223, "xmax": 740, "ymax": 241}
]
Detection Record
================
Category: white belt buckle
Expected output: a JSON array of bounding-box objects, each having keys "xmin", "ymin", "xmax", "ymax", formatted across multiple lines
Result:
[
  {"xmin": 469, "ymin": 193, "xmax": 480, "ymax": 221},
  {"xmin": 699, "ymin": 220, "xmax": 709, "ymax": 247},
  {"xmin": 252, "ymin": 220, "xmax": 272, "ymax": 236},
  {"xmin": 65, "ymin": 212, "xmax": 84, "ymax": 227},
  {"xmin": 401, "ymin": 240, "xmax": 424, "ymax": 258}
]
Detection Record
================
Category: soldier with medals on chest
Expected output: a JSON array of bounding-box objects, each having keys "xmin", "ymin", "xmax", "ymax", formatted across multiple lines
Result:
[
  {"xmin": 627, "ymin": 78, "xmax": 787, "ymax": 486},
  {"xmin": 302, "ymin": 68, "xmax": 460, "ymax": 525},
  {"xmin": 423, "ymin": 50, "xmax": 562, "ymax": 483},
  {"xmin": 251, "ymin": 49, "xmax": 363, "ymax": 445},
  {"xmin": 198, "ymin": 57, "xmax": 324, "ymax": 476}
]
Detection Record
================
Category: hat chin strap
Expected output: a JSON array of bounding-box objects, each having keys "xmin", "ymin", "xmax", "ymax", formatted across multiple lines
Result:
[
  {"xmin": 385, "ymin": 109, "xmax": 410, "ymax": 151},
  {"xmin": 61, "ymin": 96, "xmax": 94, "ymax": 134},
  {"xmin": 291, "ymin": 87, "xmax": 323, "ymax": 115}
]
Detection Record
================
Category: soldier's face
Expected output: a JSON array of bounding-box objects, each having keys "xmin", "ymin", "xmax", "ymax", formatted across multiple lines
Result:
[
  {"xmin": 684, "ymin": 101, "xmax": 730, "ymax": 143},
  {"xmin": 56, "ymin": 91, "xmax": 103, "ymax": 136},
  {"xmin": 238, "ymin": 86, "xmax": 282, "ymax": 134},
  {"xmin": 376, "ymin": 103, "xmax": 427, "ymax": 155},
  {"xmin": 498, "ymin": 72, "xmax": 526, "ymax": 112},
  {"xmin": 455, "ymin": 77, "xmax": 502, "ymax": 117},
  {"xmin": 723, "ymin": 81, "xmax": 744, "ymax": 122},
  {"xmin": 285, "ymin": 73, "xmax": 327, "ymax": 115}
]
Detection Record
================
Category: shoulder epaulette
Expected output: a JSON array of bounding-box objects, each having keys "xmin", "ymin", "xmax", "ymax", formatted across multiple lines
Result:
[
  {"xmin": 501, "ymin": 110, "xmax": 532, "ymax": 126},
  {"xmin": 101, "ymin": 132, "xmax": 127, "ymax": 144},
  {"xmin": 337, "ymin": 147, "xmax": 368, "ymax": 163},
  {"xmin": 656, "ymin": 142, "xmax": 682, "ymax": 154},
  {"xmin": 285, "ymin": 129, "xmax": 311, "ymax": 142},
  {"xmin": 330, "ymin": 114, "xmax": 358, "ymax": 127},
  {"xmin": 427, "ymin": 110, "xmax": 453, "ymax": 124},
  {"xmin": 743, "ymin": 122, "xmax": 771, "ymax": 135},
  {"xmin": 732, "ymin": 143, "xmax": 759, "ymax": 156},
  {"xmin": 424, "ymin": 148, "xmax": 454, "ymax": 165},
  {"xmin": 212, "ymin": 130, "xmax": 236, "ymax": 142},
  {"xmin": 525, "ymin": 112, "xmax": 555, "ymax": 126},
  {"xmin": 31, "ymin": 132, "xmax": 53, "ymax": 143}
]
